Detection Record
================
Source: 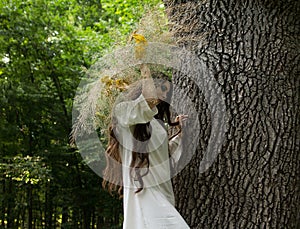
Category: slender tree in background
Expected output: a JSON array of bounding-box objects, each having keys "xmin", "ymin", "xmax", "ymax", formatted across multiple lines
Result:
[{"xmin": 164, "ymin": 0, "xmax": 299, "ymax": 228}]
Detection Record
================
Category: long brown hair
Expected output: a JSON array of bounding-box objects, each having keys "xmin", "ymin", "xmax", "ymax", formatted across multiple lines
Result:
[{"xmin": 102, "ymin": 75, "xmax": 180, "ymax": 196}]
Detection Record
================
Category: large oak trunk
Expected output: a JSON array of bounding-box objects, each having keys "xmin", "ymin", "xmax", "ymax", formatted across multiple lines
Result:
[{"xmin": 164, "ymin": 0, "xmax": 300, "ymax": 228}]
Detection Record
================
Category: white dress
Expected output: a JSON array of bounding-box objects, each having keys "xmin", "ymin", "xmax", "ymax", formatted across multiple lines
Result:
[{"xmin": 114, "ymin": 94, "xmax": 190, "ymax": 229}]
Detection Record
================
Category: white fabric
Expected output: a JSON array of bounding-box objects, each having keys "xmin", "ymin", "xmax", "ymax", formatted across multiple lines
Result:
[
  {"xmin": 114, "ymin": 94, "xmax": 190, "ymax": 229},
  {"xmin": 169, "ymin": 134, "xmax": 183, "ymax": 165}
]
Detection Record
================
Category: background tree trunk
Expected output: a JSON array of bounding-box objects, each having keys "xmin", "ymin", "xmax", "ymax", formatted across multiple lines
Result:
[
  {"xmin": 45, "ymin": 182, "xmax": 54, "ymax": 229},
  {"xmin": 164, "ymin": 0, "xmax": 299, "ymax": 228}
]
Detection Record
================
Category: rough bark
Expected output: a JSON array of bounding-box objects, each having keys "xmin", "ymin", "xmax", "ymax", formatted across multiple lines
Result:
[{"xmin": 164, "ymin": 0, "xmax": 300, "ymax": 228}]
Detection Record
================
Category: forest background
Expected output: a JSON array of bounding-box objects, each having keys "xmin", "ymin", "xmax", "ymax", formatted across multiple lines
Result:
[{"xmin": 0, "ymin": 0, "xmax": 163, "ymax": 228}]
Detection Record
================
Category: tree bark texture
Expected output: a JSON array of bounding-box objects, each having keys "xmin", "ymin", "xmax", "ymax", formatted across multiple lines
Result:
[{"xmin": 164, "ymin": 0, "xmax": 299, "ymax": 228}]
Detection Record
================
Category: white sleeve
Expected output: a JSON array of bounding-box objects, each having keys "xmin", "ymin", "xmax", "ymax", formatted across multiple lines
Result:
[
  {"xmin": 169, "ymin": 134, "xmax": 183, "ymax": 164},
  {"xmin": 114, "ymin": 94, "xmax": 158, "ymax": 126}
]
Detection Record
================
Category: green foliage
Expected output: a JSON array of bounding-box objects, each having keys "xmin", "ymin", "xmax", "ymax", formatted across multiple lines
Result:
[
  {"xmin": 0, "ymin": 0, "xmax": 163, "ymax": 227},
  {"xmin": 0, "ymin": 156, "xmax": 51, "ymax": 184}
]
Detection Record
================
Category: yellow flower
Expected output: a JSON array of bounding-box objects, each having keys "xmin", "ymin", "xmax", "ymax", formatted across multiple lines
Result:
[
  {"xmin": 131, "ymin": 33, "xmax": 147, "ymax": 60},
  {"xmin": 101, "ymin": 75, "xmax": 111, "ymax": 83},
  {"xmin": 132, "ymin": 33, "xmax": 147, "ymax": 43},
  {"xmin": 115, "ymin": 78, "xmax": 128, "ymax": 91}
]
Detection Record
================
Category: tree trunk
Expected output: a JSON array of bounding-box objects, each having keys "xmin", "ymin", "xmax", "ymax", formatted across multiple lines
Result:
[
  {"xmin": 7, "ymin": 178, "xmax": 14, "ymax": 229},
  {"xmin": 1, "ymin": 174, "xmax": 6, "ymax": 228},
  {"xmin": 27, "ymin": 184, "xmax": 33, "ymax": 229},
  {"xmin": 45, "ymin": 182, "xmax": 53, "ymax": 229},
  {"xmin": 83, "ymin": 208, "xmax": 91, "ymax": 229},
  {"xmin": 164, "ymin": 0, "xmax": 300, "ymax": 228},
  {"xmin": 61, "ymin": 205, "xmax": 69, "ymax": 229}
]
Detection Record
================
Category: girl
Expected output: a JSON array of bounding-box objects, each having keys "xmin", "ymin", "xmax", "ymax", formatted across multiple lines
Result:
[{"xmin": 102, "ymin": 70, "xmax": 189, "ymax": 229}]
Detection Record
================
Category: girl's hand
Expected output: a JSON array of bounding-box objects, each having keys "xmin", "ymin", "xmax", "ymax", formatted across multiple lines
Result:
[
  {"xmin": 140, "ymin": 64, "xmax": 158, "ymax": 109},
  {"xmin": 175, "ymin": 115, "xmax": 188, "ymax": 130}
]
